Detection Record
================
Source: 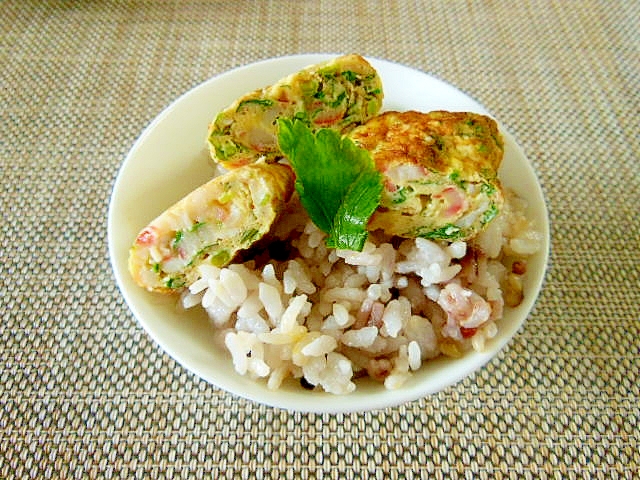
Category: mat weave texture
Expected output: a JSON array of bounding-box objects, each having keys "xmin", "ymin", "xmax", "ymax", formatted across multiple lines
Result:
[{"xmin": 2, "ymin": 1, "xmax": 639, "ymax": 478}]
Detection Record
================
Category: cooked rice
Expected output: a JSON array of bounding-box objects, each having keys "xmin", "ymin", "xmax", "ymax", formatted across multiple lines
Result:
[{"xmin": 181, "ymin": 189, "xmax": 542, "ymax": 394}]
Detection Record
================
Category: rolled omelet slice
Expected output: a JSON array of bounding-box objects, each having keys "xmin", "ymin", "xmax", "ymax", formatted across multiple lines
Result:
[
  {"xmin": 348, "ymin": 110, "xmax": 504, "ymax": 241},
  {"xmin": 208, "ymin": 54, "xmax": 383, "ymax": 169},
  {"xmin": 129, "ymin": 162, "xmax": 295, "ymax": 293}
]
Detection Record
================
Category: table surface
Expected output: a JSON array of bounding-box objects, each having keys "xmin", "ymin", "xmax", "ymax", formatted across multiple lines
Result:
[{"xmin": 2, "ymin": 1, "xmax": 639, "ymax": 478}]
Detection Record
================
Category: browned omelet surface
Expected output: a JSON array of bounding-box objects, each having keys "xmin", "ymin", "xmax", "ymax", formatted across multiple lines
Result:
[
  {"xmin": 207, "ymin": 54, "xmax": 383, "ymax": 169},
  {"xmin": 348, "ymin": 110, "xmax": 505, "ymax": 241}
]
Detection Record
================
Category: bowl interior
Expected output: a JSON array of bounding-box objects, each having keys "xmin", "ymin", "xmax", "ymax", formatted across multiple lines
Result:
[{"xmin": 108, "ymin": 55, "xmax": 549, "ymax": 413}]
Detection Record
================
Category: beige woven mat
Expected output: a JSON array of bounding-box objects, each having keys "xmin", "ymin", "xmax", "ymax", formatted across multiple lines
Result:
[{"xmin": 2, "ymin": 0, "xmax": 638, "ymax": 478}]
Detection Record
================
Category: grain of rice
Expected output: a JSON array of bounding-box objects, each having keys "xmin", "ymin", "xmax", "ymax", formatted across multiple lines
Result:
[
  {"xmin": 308, "ymin": 229, "xmax": 325, "ymax": 249},
  {"xmin": 424, "ymin": 285, "xmax": 441, "ymax": 302},
  {"xmin": 205, "ymin": 300, "xmax": 234, "ymax": 326},
  {"xmin": 384, "ymin": 346, "xmax": 411, "ymax": 389},
  {"xmin": 322, "ymin": 287, "xmax": 367, "ymax": 304},
  {"xmin": 446, "ymin": 240, "xmax": 467, "ymax": 259},
  {"xmin": 259, "ymin": 282, "xmax": 283, "ymax": 322},
  {"xmin": 301, "ymin": 334, "xmax": 338, "ymax": 356},
  {"xmin": 332, "ymin": 303, "xmax": 350, "ymax": 327},
  {"xmin": 249, "ymin": 357, "xmax": 270, "ymax": 378},
  {"xmin": 280, "ymin": 294, "xmax": 308, "ymax": 332},
  {"xmin": 485, "ymin": 321, "xmax": 498, "ymax": 338},
  {"xmin": 237, "ymin": 292, "xmax": 262, "ymax": 319},
  {"xmin": 367, "ymin": 284, "xmax": 383, "ymax": 301},
  {"xmin": 283, "ymin": 259, "xmax": 316, "ymax": 295},
  {"xmin": 190, "ymin": 266, "xmax": 219, "ymax": 294},
  {"xmin": 235, "ymin": 314, "xmax": 270, "ymax": 334},
  {"xmin": 404, "ymin": 315, "xmax": 439, "ymax": 359},
  {"xmin": 228, "ymin": 264, "xmax": 260, "ymax": 289},
  {"xmin": 301, "ymin": 355, "xmax": 325, "ymax": 385},
  {"xmin": 267, "ymin": 365, "xmax": 288, "ymax": 390},
  {"xmin": 218, "ymin": 268, "xmax": 247, "ymax": 308},
  {"xmin": 211, "ymin": 278, "xmax": 238, "ymax": 309},
  {"xmin": 407, "ymin": 341, "xmax": 422, "ymax": 371},
  {"xmin": 261, "ymin": 264, "xmax": 280, "ymax": 286},
  {"xmin": 381, "ymin": 298, "xmax": 411, "ymax": 338},
  {"xmin": 180, "ymin": 290, "xmax": 204, "ymax": 309},
  {"xmin": 259, "ymin": 329, "xmax": 304, "ymax": 345},
  {"xmin": 344, "ymin": 273, "xmax": 368, "ymax": 288},
  {"xmin": 384, "ymin": 372, "xmax": 411, "ymax": 390},
  {"xmin": 341, "ymin": 326, "xmax": 379, "ymax": 348},
  {"xmin": 225, "ymin": 330, "xmax": 258, "ymax": 375},
  {"xmin": 509, "ymin": 234, "xmax": 543, "ymax": 256},
  {"xmin": 369, "ymin": 301, "xmax": 385, "ymax": 326}
]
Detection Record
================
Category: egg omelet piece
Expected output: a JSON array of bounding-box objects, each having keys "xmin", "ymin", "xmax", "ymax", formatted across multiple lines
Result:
[
  {"xmin": 348, "ymin": 110, "xmax": 505, "ymax": 241},
  {"xmin": 129, "ymin": 162, "xmax": 295, "ymax": 293},
  {"xmin": 207, "ymin": 54, "xmax": 383, "ymax": 169}
]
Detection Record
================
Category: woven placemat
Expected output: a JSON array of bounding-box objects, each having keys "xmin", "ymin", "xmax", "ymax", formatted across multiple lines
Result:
[{"xmin": 2, "ymin": 1, "xmax": 638, "ymax": 478}]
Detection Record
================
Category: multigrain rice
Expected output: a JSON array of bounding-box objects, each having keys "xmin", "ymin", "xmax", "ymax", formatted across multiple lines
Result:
[{"xmin": 181, "ymin": 189, "xmax": 542, "ymax": 394}]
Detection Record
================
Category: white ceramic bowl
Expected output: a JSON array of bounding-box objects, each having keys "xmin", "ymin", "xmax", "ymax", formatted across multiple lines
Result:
[{"xmin": 108, "ymin": 54, "xmax": 549, "ymax": 413}]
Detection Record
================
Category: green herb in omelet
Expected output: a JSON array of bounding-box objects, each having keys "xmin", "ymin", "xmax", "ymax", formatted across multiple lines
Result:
[{"xmin": 416, "ymin": 224, "xmax": 463, "ymax": 240}]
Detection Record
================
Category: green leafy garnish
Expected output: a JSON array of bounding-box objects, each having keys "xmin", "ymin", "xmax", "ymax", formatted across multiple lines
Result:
[
  {"xmin": 277, "ymin": 119, "xmax": 383, "ymax": 251},
  {"xmin": 293, "ymin": 111, "xmax": 309, "ymax": 123}
]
